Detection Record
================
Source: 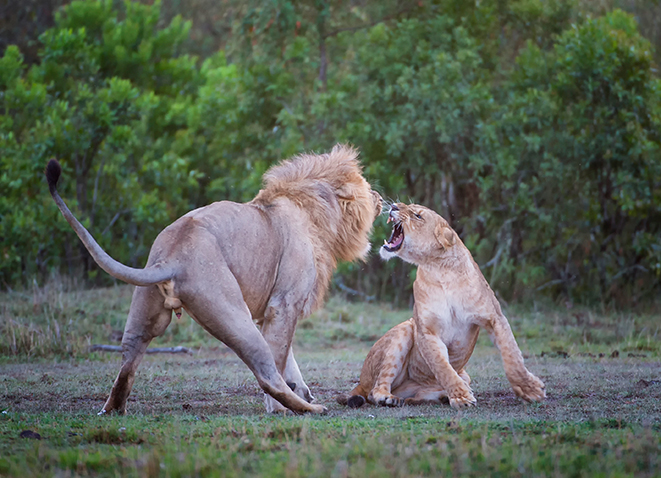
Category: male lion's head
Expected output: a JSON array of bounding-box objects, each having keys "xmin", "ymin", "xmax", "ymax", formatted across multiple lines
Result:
[
  {"xmin": 252, "ymin": 145, "xmax": 382, "ymax": 303},
  {"xmin": 379, "ymin": 203, "xmax": 457, "ymax": 266}
]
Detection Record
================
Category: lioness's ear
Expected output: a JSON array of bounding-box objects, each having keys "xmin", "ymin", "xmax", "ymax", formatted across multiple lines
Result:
[{"xmin": 434, "ymin": 225, "xmax": 455, "ymax": 249}]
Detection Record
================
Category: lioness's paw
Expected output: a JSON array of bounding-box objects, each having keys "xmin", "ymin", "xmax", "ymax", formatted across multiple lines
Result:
[
  {"xmin": 512, "ymin": 374, "xmax": 546, "ymax": 402},
  {"xmin": 379, "ymin": 394, "xmax": 404, "ymax": 408},
  {"xmin": 368, "ymin": 391, "xmax": 404, "ymax": 408},
  {"xmin": 448, "ymin": 388, "xmax": 476, "ymax": 410}
]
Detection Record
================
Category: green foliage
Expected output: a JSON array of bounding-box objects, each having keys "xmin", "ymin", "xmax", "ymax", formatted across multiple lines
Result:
[
  {"xmin": 0, "ymin": 0, "xmax": 202, "ymax": 284},
  {"xmin": 1, "ymin": 0, "xmax": 659, "ymax": 305},
  {"xmin": 472, "ymin": 10, "xmax": 661, "ymax": 303}
]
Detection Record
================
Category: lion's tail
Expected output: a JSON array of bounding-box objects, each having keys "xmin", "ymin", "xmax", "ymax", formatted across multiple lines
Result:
[
  {"xmin": 336, "ymin": 385, "xmax": 368, "ymax": 408},
  {"xmin": 45, "ymin": 159, "xmax": 175, "ymax": 286}
]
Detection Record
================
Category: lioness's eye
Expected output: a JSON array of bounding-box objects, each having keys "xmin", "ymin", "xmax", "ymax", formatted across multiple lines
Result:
[{"xmin": 414, "ymin": 213, "xmax": 422, "ymax": 219}]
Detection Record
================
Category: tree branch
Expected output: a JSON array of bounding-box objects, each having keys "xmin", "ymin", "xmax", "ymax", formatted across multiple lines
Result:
[{"xmin": 89, "ymin": 344, "xmax": 192, "ymax": 354}]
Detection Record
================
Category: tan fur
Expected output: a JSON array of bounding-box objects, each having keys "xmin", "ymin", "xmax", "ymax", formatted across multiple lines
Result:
[
  {"xmin": 342, "ymin": 203, "xmax": 545, "ymax": 410},
  {"xmin": 46, "ymin": 145, "xmax": 382, "ymax": 415}
]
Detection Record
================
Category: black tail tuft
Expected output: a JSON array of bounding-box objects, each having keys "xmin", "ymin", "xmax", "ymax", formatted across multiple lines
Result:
[
  {"xmin": 347, "ymin": 395, "xmax": 366, "ymax": 409},
  {"xmin": 45, "ymin": 158, "xmax": 61, "ymax": 194}
]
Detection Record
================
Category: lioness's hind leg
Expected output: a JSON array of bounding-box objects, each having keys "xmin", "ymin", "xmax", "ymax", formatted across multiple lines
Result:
[
  {"xmin": 101, "ymin": 286, "xmax": 172, "ymax": 415},
  {"xmin": 368, "ymin": 320, "xmax": 415, "ymax": 408},
  {"xmin": 404, "ymin": 388, "xmax": 449, "ymax": 406}
]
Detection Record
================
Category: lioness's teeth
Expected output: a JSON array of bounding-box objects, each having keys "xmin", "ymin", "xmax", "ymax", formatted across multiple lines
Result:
[
  {"xmin": 387, "ymin": 217, "xmax": 391, "ymax": 224},
  {"xmin": 384, "ymin": 239, "xmax": 388, "ymax": 245}
]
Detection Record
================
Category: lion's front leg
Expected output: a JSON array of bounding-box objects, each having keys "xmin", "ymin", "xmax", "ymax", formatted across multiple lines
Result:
[
  {"xmin": 262, "ymin": 347, "xmax": 314, "ymax": 413},
  {"xmin": 487, "ymin": 315, "xmax": 545, "ymax": 402},
  {"xmin": 283, "ymin": 347, "xmax": 314, "ymax": 402},
  {"xmin": 260, "ymin": 299, "xmax": 310, "ymax": 413}
]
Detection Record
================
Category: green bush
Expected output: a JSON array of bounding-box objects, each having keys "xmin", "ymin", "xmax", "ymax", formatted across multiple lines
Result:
[
  {"xmin": 1, "ymin": 0, "xmax": 659, "ymax": 306},
  {"xmin": 0, "ymin": 0, "xmax": 201, "ymax": 284},
  {"xmin": 471, "ymin": 10, "xmax": 661, "ymax": 303}
]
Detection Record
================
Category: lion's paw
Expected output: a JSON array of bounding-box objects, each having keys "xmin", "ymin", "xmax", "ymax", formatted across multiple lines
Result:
[
  {"xmin": 512, "ymin": 374, "xmax": 546, "ymax": 402},
  {"xmin": 448, "ymin": 387, "xmax": 476, "ymax": 410},
  {"xmin": 308, "ymin": 404, "xmax": 328, "ymax": 415},
  {"xmin": 287, "ymin": 380, "xmax": 315, "ymax": 403}
]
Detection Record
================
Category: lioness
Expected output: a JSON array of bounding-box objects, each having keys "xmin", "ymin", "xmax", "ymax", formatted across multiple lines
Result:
[
  {"xmin": 341, "ymin": 203, "xmax": 545, "ymax": 410},
  {"xmin": 46, "ymin": 145, "xmax": 382, "ymax": 415}
]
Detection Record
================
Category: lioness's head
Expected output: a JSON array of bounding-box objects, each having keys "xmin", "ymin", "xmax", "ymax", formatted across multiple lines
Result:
[{"xmin": 379, "ymin": 203, "xmax": 457, "ymax": 265}]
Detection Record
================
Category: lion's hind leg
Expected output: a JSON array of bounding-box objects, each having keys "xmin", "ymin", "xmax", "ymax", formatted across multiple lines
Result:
[
  {"xmin": 182, "ymin": 262, "xmax": 325, "ymax": 415},
  {"xmin": 283, "ymin": 347, "xmax": 313, "ymax": 403},
  {"xmin": 264, "ymin": 347, "xmax": 315, "ymax": 413},
  {"xmin": 101, "ymin": 285, "xmax": 172, "ymax": 415}
]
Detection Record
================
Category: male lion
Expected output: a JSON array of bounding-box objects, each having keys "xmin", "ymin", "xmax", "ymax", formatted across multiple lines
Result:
[
  {"xmin": 341, "ymin": 203, "xmax": 545, "ymax": 410},
  {"xmin": 46, "ymin": 145, "xmax": 382, "ymax": 415}
]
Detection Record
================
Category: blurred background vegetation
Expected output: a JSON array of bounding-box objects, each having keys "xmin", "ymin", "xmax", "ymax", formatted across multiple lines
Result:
[{"xmin": 1, "ymin": 0, "xmax": 660, "ymax": 307}]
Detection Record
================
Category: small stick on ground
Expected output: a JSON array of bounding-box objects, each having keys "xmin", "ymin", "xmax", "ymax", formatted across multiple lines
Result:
[{"xmin": 89, "ymin": 345, "xmax": 192, "ymax": 354}]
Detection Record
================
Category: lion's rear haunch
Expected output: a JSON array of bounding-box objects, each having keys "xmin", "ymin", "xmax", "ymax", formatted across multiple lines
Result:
[{"xmin": 45, "ymin": 158, "xmax": 62, "ymax": 195}]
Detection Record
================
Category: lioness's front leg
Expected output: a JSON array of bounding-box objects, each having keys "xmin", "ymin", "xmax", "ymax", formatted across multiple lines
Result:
[
  {"xmin": 487, "ymin": 315, "xmax": 545, "ymax": 402},
  {"xmin": 415, "ymin": 321, "xmax": 476, "ymax": 409}
]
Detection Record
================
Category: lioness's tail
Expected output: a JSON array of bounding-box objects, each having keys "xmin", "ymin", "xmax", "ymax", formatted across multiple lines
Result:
[
  {"xmin": 336, "ymin": 385, "xmax": 368, "ymax": 408},
  {"xmin": 45, "ymin": 159, "xmax": 175, "ymax": 286}
]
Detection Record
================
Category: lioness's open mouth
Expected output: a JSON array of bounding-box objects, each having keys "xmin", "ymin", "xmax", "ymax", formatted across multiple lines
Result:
[{"xmin": 384, "ymin": 220, "xmax": 404, "ymax": 252}]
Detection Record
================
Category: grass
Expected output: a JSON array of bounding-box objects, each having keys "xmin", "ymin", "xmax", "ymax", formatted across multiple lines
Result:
[
  {"xmin": 1, "ymin": 282, "xmax": 661, "ymax": 476},
  {"xmin": 2, "ymin": 414, "xmax": 660, "ymax": 477}
]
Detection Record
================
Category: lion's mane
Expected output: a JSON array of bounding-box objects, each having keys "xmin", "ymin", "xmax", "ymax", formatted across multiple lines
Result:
[{"xmin": 252, "ymin": 144, "xmax": 377, "ymax": 312}]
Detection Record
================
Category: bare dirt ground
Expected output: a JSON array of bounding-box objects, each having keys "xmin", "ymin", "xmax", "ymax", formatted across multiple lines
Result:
[{"xmin": 3, "ymin": 343, "xmax": 660, "ymax": 424}]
